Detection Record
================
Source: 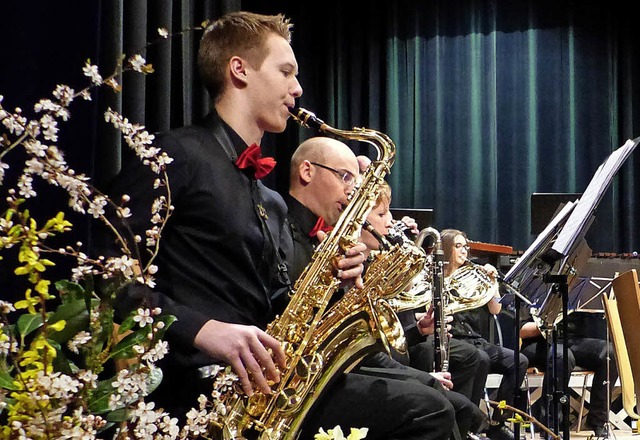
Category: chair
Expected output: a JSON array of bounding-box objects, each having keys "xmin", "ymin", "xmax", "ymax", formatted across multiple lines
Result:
[{"xmin": 606, "ymin": 269, "xmax": 640, "ymax": 427}]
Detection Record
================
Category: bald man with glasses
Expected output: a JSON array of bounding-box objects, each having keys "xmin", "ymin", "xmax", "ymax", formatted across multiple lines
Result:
[{"xmin": 274, "ymin": 136, "xmax": 460, "ymax": 440}]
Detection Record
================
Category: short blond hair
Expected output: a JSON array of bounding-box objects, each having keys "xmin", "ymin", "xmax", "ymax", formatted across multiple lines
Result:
[
  {"xmin": 198, "ymin": 11, "xmax": 293, "ymax": 102},
  {"xmin": 375, "ymin": 181, "xmax": 391, "ymax": 208}
]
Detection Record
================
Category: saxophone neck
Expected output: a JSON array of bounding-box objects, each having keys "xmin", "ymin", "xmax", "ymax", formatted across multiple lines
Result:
[
  {"xmin": 289, "ymin": 106, "xmax": 396, "ymax": 168},
  {"xmin": 364, "ymin": 220, "xmax": 392, "ymax": 251}
]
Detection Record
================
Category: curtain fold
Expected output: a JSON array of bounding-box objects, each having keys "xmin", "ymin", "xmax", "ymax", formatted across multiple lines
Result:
[
  {"xmin": 108, "ymin": 0, "xmax": 640, "ymax": 252},
  {"xmin": 4, "ymin": 1, "xmax": 638, "ymax": 254}
]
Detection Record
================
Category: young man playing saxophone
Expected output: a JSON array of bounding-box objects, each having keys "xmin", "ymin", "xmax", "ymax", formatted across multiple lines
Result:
[{"xmin": 105, "ymin": 11, "xmax": 450, "ymax": 440}]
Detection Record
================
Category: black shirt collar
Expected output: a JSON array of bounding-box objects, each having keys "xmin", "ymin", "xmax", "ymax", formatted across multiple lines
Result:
[
  {"xmin": 285, "ymin": 194, "xmax": 320, "ymax": 237},
  {"xmin": 202, "ymin": 110, "xmax": 250, "ymax": 162}
]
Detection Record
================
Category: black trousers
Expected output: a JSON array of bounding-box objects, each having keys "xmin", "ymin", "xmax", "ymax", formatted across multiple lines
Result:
[
  {"xmin": 358, "ymin": 352, "xmax": 483, "ymax": 440},
  {"xmin": 410, "ymin": 336, "xmax": 490, "ymax": 406},
  {"xmin": 153, "ymin": 362, "xmax": 456, "ymax": 440},
  {"xmin": 521, "ymin": 337, "xmax": 618, "ymax": 429},
  {"xmin": 456, "ymin": 337, "xmax": 529, "ymax": 423},
  {"xmin": 304, "ymin": 368, "xmax": 457, "ymax": 440}
]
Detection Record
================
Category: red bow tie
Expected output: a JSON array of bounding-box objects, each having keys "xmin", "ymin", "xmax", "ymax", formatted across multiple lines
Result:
[
  {"xmin": 235, "ymin": 143, "xmax": 276, "ymax": 179},
  {"xmin": 308, "ymin": 216, "xmax": 334, "ymax": 238}
]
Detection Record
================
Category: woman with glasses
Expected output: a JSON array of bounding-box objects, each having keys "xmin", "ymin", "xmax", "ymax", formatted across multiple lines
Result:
[{"xmin": 442, "ymin": 229, "xmax": 529, "ymax": 440}]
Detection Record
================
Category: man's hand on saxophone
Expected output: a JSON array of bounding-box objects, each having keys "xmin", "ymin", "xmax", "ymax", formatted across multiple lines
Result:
[
  {"xmin": 317, "ymin": 229, "xmax": 367, "ymax": 289},
  {"xmin": 193, "ymin": 320, "xmax": 287, "ymax": 396}
]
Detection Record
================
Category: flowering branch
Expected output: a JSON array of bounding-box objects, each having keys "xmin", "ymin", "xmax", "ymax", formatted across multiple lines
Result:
[{"xmin": 0, "ymin": 25, "xmax": 212, "ymax": 440}]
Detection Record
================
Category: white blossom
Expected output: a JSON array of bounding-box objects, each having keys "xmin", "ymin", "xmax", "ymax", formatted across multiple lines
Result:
[
  {"xmin": 67, "ymin": 330, "xmax": 92, "ymax": 354},
  {"xmin": 87, "ymin": 194, "xmax": 107, "ymax": 218},
  {"xmin": 82, "ymin": 60, "xmax": 103, "ymax": 85},
  {"xmin": 0, "ymin": 300, "xmax": 16, "ymax": 313},
  {"xmin": 128, "ymin": 54, "xmax": 147, "ymax": 72},
  {"xmin": 17, "ymin": 173, "xmax": 37, "ymax": 198},
  {"xmin": 2, "ymin": 111, "xmax": 26, "ymax": 135},
  {"xmin": 141, "ymin": 340, "xmax": 169, "ymax": 363},
  {"xmin": 52, "ymin": 84, "xmax": 74, "ymax": 106},
  {"xmin": 0, "ymin": 161, "xmax": 9, "ymax": 185},
  {"xmin": 133, "ymin": 308, "xmax": 154, "ymax": 328}
]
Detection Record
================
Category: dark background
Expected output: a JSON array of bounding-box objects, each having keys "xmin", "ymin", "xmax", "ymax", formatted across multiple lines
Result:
[{"xmin": 2, "ymin": 1, "xmax": 640, "ymax": 300}]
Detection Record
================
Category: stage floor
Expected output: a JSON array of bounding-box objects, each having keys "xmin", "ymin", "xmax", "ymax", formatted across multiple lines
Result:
[{"xmin": 524, "ymin": 428, "xmax": 636, "ymax": 439}]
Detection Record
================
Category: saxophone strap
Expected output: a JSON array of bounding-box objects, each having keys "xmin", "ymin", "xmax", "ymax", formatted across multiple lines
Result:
[{"xmin": 210, "ymin": 122, "xmax": 292, "ymax": 292}]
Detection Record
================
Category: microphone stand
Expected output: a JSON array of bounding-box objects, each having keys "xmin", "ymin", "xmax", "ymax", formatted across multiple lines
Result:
[{"xmin": 498, "ymin": 276, "xmax": 533, "ymax": 439}]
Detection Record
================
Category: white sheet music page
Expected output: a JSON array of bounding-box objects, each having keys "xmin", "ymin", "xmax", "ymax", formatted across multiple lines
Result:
[
  {"xmin": 503, "ymin": 200, "xmax": 576, "ymax": 287},
  {"xmin": 552, "ymin": 138, "xmax": 639, "ymax": 257}
]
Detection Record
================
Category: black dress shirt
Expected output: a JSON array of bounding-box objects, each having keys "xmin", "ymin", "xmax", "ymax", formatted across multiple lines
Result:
[{"xmin": 105, "ymin": 111, "xmax": 288, "ymax": 369}]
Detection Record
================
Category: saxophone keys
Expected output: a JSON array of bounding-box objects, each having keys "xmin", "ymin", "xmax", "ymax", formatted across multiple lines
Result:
[
  {"xmin": 276, "ymin": 388, "xmax": 300, "ymax": 409},
  {"xmin": 246, "ymin": 392, "xmax": 268, "ymax": 417}
]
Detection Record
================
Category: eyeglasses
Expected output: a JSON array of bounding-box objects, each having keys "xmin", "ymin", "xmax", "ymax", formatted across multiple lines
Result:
[
  {"xmin": 310, "ymin": 162, "xmax": 356, "ymax": 187},
  {"xmin": 454, "ymin": 243, "xmax": 470, "ymax": 251}
]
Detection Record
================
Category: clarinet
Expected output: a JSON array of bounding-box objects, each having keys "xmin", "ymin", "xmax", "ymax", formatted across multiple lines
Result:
[
  {"xmin": 392, "ymin": 222, "xmax": 449, "ymax": 372},
  {"xmin": 430, "ymin": 231, "xmax": 449, "ymax": 372}
]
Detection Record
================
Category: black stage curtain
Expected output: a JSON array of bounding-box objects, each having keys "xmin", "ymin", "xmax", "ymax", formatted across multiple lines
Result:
[{"xmin": 1, "ymin": 1, "xmax": 639, "ymax": 285}]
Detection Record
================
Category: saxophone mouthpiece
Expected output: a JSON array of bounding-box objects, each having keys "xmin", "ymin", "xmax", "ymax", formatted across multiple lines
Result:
[
  {"xmin": 364, "ymin": 220, "xmax": 391, "ymax": 250},
  {"xmin": 289, "ymin": 106, "xmax": 326, "ymax": 131}
]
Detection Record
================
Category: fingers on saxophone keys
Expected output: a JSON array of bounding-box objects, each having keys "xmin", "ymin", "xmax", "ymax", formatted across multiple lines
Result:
[
  {"xmin": 241, "ymin": 352, "xmax": 274, "ymax": 395},
  {"xmin": 230, "ymin": 359, "xmax": 255, "ymax": 396}
]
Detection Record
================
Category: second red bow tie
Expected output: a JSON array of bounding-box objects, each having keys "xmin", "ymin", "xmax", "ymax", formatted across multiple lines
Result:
[
  {"xmin": 235, "ymin": 143, "xmax": 276, "ymax": 179},
  {"xmin": 308, "ymin": 216, "xmax": 334, "ymax": 238}
]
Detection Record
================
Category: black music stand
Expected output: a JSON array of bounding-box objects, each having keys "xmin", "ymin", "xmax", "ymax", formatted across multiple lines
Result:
[
  {"xmin": 503, "ymin": 137, "xmax": 639, "ymax": 438},
  {"xmin": 502, "ymin": 201, "xmax": 577, "ymax": 438}
]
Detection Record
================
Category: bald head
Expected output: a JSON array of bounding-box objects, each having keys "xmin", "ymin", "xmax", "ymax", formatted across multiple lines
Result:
[
  {"xmin": 290, "ymin": 137, "xmax": 353, "ymax": 182},
  {"xmin": 289, "ymin": 136, "xmax": 359, "ymax": 225},
  {"xmin": 357, "ymin": 155, "xmax": 372, "ymax": 173}
]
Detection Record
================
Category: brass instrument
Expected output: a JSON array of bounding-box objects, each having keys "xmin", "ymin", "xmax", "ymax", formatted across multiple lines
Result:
[
  {"xmin": 212, "ymin": 107, "xmax": 400, "ymax": 440},
  {"xmin": 444, "ymin": 260, "xmax": 499, "ymax": 315},
  {"xmin": 385, "ymin": 222, "xmax": 435, "ymax": 312},
  {"xmin": 383, "ymin": 224, "xmax": 449, "ymax": 371},
  {"xmin": 309, "ymin": 231, "xmax": 427, "ymax": 366}
]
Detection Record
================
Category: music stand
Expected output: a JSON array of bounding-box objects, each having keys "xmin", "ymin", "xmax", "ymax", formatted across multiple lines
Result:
[
  {"xmin": 531, "ymin": 193, "xmax": 582, "ymax": 236},
  {"xmin": 503, "ymin": 136, "xmax": 640, "ymax": 438}
]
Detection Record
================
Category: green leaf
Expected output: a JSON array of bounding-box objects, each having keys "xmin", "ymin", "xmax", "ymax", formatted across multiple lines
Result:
[
  {"xmin": 49, "ymin": 298, "xmax": 94, "ymax": 322},
  {"xmin": 117, "ymin": 315, "xmax": 136, "ymax": 334},
  {"xmin": 109, "ymin": 331, "xmax": 147, "ymax": 360},
  {"xmin": 105, "ymin": 407, "xmax": 130, "ymax": 422},
  {"xmin": 147, "ymin": 365, "xmax": 163, "ymax": 394},
  {"xmin": 17, "ymin": 313, "xmax": 43, "ymax": 337},
  {"xmin": 88, "ymin": 377, "xmax": 117, "ymax": 414},
  {"xmin": 98, "ymin": 421, "xmax": 116, "ymax": 434},
  {"xmin": 47, "ymin": 299, "xmax": 98, "ymax": 344},
  {"xmin": 0, "ymin": 370, "xmax": 18, "ymax": 390},
  {"xmin": 153, "ymin": 314, "xmax": 177, "ymax": 340},
  {"xmin": 55, "ymin": 279, "xmax": 86, "ymax": 303}
]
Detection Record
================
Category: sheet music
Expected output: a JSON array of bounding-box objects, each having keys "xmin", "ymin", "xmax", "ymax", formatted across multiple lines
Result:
[
  {"xmin": 503, "ymin": 200, "xmax": 576, "ymax": 288},
  {"xmin": 552, "ymin": 138, "xmax": 639, "ymax": 257}
]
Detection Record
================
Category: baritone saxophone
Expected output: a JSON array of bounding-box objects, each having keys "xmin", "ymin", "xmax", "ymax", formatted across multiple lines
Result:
[{"xmin": 211, "ymin": 107, "xmax": 402, "ymax": 440}]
